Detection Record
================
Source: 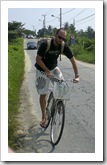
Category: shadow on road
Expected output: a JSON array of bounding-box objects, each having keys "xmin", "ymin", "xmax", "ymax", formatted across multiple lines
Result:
[{"xmin": 15, "ymin": 124, "xmax": 55, "ymax": 153}]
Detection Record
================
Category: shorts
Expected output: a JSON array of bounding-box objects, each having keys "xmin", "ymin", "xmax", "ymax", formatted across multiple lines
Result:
[{"xmin": 35, "ymin": 67, "xmax": 64, "ymax": 95}]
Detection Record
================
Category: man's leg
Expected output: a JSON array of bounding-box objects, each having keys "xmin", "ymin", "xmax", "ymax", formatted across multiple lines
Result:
[
  {"xmin": 36, "ymin": 69, "xmax": 50, "ymax": 126},
  {"xmin": 39, "ymin": 94, "xmax": 47, "ymax": 125}
]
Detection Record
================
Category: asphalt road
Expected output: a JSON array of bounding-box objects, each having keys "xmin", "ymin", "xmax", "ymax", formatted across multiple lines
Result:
[{"xmin": 24, "ymin": 39, "xmax": 95, "ymax": 153}]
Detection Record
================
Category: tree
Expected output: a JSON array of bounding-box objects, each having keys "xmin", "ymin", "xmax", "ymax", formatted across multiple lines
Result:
[
  {"xmin": 64, "ymin": 22, "xmax": 69, "ymax": 30},
  {"xmin": 24, "ymin": 29, "xmax": 36, "ymax": 36},
  {"xmin": 47, "ymin": 25, "xmax": 53, "ymax": 35},
  {"xmin": 69, "ymin": 24, "xmax": 76, "ymax": 33},
  {"xmin": 37, "ymin": 28, "xmax": 45, "ymax": 37},
  {"xmin": 8, "ymin": 21, "xmax": 25, "ymax": 31},
  {"xmin": 8, "ymin": 21, "xmax": 25, "ymax": 41},
  {"xmin": 85, "ymin": 26, "xmax": 95, "ymax": 38}
]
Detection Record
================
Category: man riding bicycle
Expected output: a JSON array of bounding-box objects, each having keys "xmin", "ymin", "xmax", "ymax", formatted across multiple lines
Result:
[{"xmin": 35, "ymin": 28, "xmax": 79, "ymax": 128}]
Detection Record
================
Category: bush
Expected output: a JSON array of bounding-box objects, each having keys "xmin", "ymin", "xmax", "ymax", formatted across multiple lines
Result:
[
  {"xmin": 70, "ymin": 44, "xmax": 84, "ymax": 56},
  {"xmin": 8, "ymin": 31, "xmax": 18, "ymax": 42},
  {"xmin": 83, "ymin": 38, "xmax": 95, "ymax": 52},
  {"xmin": 76, "ymin": 52, "xmax": 95, "ymax": 64}
]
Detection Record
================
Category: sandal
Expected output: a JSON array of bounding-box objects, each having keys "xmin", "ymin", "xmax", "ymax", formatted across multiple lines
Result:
[{"xmin": 40, "ymin": 119, "xmax": 46, "ymax": 128}]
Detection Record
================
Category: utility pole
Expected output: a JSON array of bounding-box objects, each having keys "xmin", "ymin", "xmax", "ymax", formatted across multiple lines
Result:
[
  {"xmin": 42, "ymin": 14, "xmax": 46, "ymax": 29},
  {"xmin": 51, "ymin": 8, "xmax": 62, "ymax": 28},
  {"xmin": 39, "ymin": 19, "xmax": 44, "ymax": 29},
  {"xmin": 32, "ymin": 25, "xmax": 35, "ymax": 33},
  {"xmin": 60, "ymin": 8, "xmax": 62, "ymax": 28},
  {"xmin": 73, "ymin": 19, "xmax": 75, "ymax": 27},
  {"xmin": 42, "ymin": 14, "xmax": 46, "ymax": 36}
]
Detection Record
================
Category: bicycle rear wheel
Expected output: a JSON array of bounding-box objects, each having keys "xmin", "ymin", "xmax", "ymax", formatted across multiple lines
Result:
[
  {"xmin": 50, "ymin": 100, "xmax": 65, "ymax": 145},
  {"xmin": 45, "ymin": 92, "xmax": 54, "ymax": 129}
]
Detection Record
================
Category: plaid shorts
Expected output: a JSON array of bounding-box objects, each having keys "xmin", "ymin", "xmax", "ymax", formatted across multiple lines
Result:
[{"xmin": 35, "ymin": 67, "xmax": 64, "ymax": 95}]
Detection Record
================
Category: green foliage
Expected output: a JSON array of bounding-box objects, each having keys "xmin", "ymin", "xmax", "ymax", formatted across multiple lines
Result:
[
  {"xmin": 24, "ymin": 29, "xmax": 36, "ymax": 36},
  {"xmin": 85, "ymin": 26, "xmax": 95, "ymax": 38},
  {"xmin": 71, "ymin": 44, "xmax": 84, "ymax": 56},
  {"xmin": 83, "ymin": 38, "xmax": 95, "ymax": 52},
  {"xmin": 8, "ymin": 31, "xmax": 18, "ymax": 42},
  {"xmin": 70, "ymin": 35, "xmax": 95, "ymax": 63},
  {"xmin": 75, "ymin": 52, "xmax": 95, "ymax": 64},
  {"xmin": 8, "ymin": 38, "xmax": 24, "ymax": 147},
  {"xmin": 8, "ymin": 21, "xmax": 25, "ymax": 31},
  {"xmin": 69, "ymin": 28, "xmax": 95, "ymax": 64},
  {"xmin": 8, "ymin": 21, "xmax": 25, "ymax": 41}
]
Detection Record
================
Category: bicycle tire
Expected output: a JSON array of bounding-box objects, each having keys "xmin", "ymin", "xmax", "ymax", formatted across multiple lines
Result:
[
  {"xmin": 50, "ymin": 100, "xmax": 65, "ymax": 145},
  {"xmin": 45, "ymin": 92, "xmax": 54, "ymax": 129}
]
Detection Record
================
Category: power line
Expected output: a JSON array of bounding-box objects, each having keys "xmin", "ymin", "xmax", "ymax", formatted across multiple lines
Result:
[
  {"xmin": 45, "ymin": 8, "xmax": 58, "ymax": 15},
  {"xmin": 55, "ymin": 13, "xmax": 95, "ymax": 29},
  {"xmin": 62, "ymin": 8, "xmax": 75, "ymax": 15},
  {"xmin": 46, "ymin": 8, "xmax": 75, "ymax": 24},
  {"xmin": 66, "ymin": 8, "xmax": 89, "ymax": 23},
  {"xmin": 36, "ymin": 8, "xmax": 95, "ymax": 31},
  {"xmin": 76, "ymin": 13, "xmax": 95, "ymax": 23},
  {"xmin": 76, "ymin": 17, "xmax": 95, "ymax": 26},
  {"xmin": 45, "ymin": 9, "xmax": 89, "ymax": 25}
]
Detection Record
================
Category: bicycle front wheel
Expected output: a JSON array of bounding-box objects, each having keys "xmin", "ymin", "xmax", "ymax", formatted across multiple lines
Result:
[{"xmin": 50, "ymin": 100, "xmax": 65, "ymax": 146}]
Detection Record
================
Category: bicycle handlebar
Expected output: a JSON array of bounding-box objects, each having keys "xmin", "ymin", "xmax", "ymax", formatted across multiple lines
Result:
[
  {"xmin": 40, "ymin": 71, "xmax": 78, "ymax": 83},
  {"xmin": 50, "ymin": 76, "xmax": 64, "ymax": 83},
  {"xmin": 40, "ymin": 71, "xmax": 64, "ymax": 83}
]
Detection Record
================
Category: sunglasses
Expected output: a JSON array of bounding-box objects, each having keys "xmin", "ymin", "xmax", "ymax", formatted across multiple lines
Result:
[{"xmin": 58, "ymin": 36, "xmax": 66, "ymax": 42}]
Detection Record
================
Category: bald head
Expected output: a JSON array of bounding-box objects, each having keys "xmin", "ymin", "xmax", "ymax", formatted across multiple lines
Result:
[
  {"xmin": 54, "ymin": 28, "xmax": 66, "ymax": 45},
  {"xmin": 55, "ymin": 28, "xmax": 67, "ymax": 36}
]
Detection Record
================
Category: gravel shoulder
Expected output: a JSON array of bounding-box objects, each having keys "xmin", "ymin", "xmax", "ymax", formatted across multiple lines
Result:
[{"xmin": 14, "ymin": 54, "xmax": 41, "ymax": 153}]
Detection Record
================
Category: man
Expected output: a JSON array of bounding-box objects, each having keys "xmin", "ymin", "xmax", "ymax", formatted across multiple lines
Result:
[{"xmin": 35, "ymin": 28, "xmax": 79, "ymax": 128}]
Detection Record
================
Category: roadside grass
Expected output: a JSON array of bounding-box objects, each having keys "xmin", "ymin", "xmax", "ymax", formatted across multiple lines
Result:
[
  {"xmin": 75, "ymin": 51, "xmax": 95, "ymax": 64},
  {"xmin": 8, "ymin": 38, "xmax": 24, "ymax": 148},
  {"xmin": 71, "ymin": 44, "xmax": 95, "ymax": 64}
]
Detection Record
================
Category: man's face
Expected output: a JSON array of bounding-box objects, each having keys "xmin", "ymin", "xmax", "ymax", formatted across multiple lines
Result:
[{"xmin": 55, "ymin": 30, "xmax": 66, "ymax": 45}]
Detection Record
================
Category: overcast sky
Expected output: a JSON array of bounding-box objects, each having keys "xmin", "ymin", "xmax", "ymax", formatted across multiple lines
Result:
[{"xmin": 8, "ymin": 8, "xmax": 95, "ymax": 33}]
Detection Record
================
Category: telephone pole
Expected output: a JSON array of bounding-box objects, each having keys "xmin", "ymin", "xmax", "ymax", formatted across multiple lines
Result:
[
  {"xmin": 73, "ymin": 19, "xmax": 75, "ymax": 27},
  {"xmin": 42, "ymin": 14, "xmax": 46, "ymax": 36},
  {"xmin": 60, "ymin": 8, "xmax": 62, "ymax": 28},
  {"xmin": 51, "ymin": 8, "xmax": 62, "ymax": 28},
  {"xmin": 42, "ymin": 14, "xmax": 46, "ymax": 29}
]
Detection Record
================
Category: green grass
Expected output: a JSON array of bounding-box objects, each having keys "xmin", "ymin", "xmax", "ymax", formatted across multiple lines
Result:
[
  {"xmin": 8, "ymin": 38, "xmax": 24, "ymax": 148},
  {"xmin": 75, "ymin": 51, "xmax": 95, "ymax": 64},
  {"xmin": 71, "ymin": 44, "xmax": 95, "ymax": 64}
]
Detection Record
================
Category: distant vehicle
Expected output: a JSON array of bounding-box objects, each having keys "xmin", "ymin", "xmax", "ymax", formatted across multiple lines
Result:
[
  {"xmin": 27, "ymin": 34, "xmax": 34, "ymax": 39},
  {"xmin": 27, "ymin": 42, "xmax": 37, "ymax": 49}
]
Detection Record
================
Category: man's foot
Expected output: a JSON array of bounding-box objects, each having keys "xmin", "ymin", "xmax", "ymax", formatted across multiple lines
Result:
[{"xmin": 40, "ymin": 118, "xmax": 46, "ymax": 128}]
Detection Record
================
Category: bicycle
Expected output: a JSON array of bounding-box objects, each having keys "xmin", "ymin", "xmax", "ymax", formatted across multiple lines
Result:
[{"xmin": 44, "ymin": 75, "xmax": 71, "ymax": 146}]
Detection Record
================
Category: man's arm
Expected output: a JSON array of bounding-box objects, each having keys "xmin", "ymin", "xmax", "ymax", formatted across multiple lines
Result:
[
  {"xmin": 36, "ymin": 55, "xmax": 52, "ymax": 77},
  {"xmin": 70, "ymin": 56, "xmax": 79, "ymax": 82}
]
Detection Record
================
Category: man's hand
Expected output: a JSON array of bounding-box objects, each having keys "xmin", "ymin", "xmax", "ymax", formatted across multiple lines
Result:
[{"xmin": 45, "ymin": 70, "xmax": 52, "ymax": 78}]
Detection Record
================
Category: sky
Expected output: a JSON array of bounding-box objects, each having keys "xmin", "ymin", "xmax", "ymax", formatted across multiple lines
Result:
[{"xmin": 8, "ymin": 8, "xmax": 95, "ymax": 33}]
